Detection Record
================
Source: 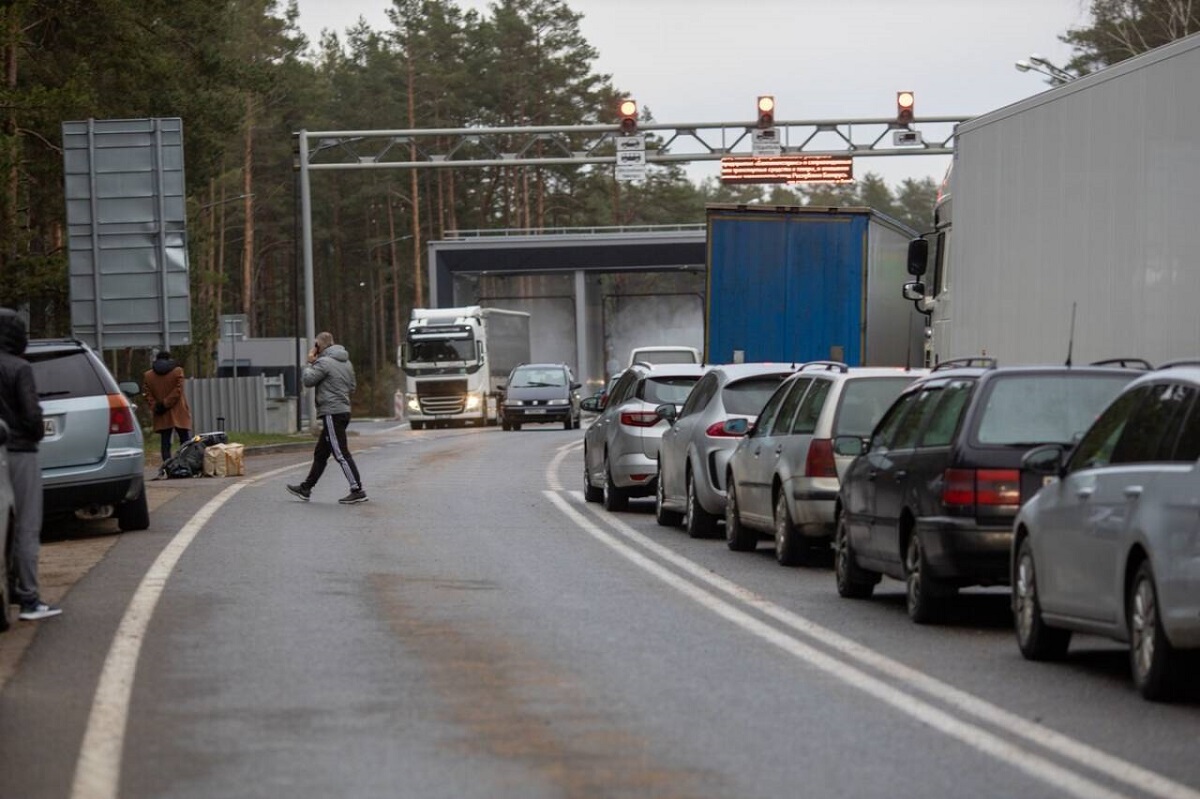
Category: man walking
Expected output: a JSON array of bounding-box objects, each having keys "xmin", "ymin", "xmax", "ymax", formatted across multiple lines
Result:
[
  {"xmin": 287, "ymin": 331, "xmax": 368, "ymax": 504},
  {"xmin": 0, "ymin": 309, "xmax": 61, "ymax": 620}
]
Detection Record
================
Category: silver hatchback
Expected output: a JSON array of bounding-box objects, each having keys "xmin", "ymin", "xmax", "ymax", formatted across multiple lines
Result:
[
  {"xmin": 27, "ymin": 339, "xmax": 148, "ymax": 531},
  {"xmin": 581, "ymin": 362, "xmax": 705, "ymax": 511},
  {"xmin": 655, "ymin": 363, "xmax": 796, "ymax": 538},
  {"xmin": 726, "ymin": 362, "xmax": 926, "ymax": 565},
  {"xmin": 1012, "ymin": 363, "xmax": 1200, "ymax": 701}
]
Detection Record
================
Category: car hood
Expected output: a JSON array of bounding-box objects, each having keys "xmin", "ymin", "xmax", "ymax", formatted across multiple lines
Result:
[{"xmin": 506, "ymin": 386, "xmax": 570, "ymax": 401}]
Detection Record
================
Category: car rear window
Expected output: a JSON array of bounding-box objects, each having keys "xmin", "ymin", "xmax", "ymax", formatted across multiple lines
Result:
[
  {"xmin": 640, "ymin": 376, "xmax": 699, "ymax": 405},
  {"xmin": 833, "ymin": 377, "xmax": 916, "ymax": 437},
  {"xmin": 27, "ymin": 349, "xmax": 115, "ymax": 399},
  {"xmin": 635, "ymin": 350, "xmax": 696, "ymax": 364},
  {"xmin": 722, "ymin": 375, "xmax": 788, "ymax": 416},
  {"xmin": 975, "ymin": 373, "xmax": 1133, "ymax": 446}
]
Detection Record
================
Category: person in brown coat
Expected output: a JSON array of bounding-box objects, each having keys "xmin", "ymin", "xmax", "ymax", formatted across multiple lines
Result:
[{"xmin": 142, "ymin": 350, "xmax": 193, "ymax": 465}]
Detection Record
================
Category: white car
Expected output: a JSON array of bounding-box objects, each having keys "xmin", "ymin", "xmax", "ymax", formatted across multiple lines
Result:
[{"xmin": 627, "ymin": 346, "xmax": 701, "ymax": 367}]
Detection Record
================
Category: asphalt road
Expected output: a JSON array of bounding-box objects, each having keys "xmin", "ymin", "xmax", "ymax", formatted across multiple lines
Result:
[{"xmin": 1, "ymin": 421, "xmax": 1197, "ymax": 799}]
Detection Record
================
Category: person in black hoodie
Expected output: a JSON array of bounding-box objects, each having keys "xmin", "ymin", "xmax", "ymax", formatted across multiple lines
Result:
[{"xmin": 0, "ymin": 309, "xmax": 60, "ymax": 620}]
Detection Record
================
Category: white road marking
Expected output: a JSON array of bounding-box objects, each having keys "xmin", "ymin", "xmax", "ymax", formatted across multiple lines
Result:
[
  {"xmin": 70, "ymin": 461, "xmax": 308, "ymax": 799},
  {"xmin": 545, "ymin": 440, "xmax": 583, "ymax": 491},
  {"xmin": 545, "ymin": 491, "xmax": 1131, "ymax": 799}
]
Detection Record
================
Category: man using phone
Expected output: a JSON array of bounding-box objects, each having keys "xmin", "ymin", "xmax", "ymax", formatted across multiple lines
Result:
[{"xmin": 286, "ymin": 331, "xmax": 367, "ymax": 504}]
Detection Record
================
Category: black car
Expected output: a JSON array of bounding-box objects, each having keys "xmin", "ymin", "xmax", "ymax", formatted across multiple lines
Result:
[
  {"xmin": 500, "ymin": 363, "xmax": 582, "ymax": 431},
  {"xmin": 834, "ymin": 358, "xmax": 1142, "ymax": 623}
]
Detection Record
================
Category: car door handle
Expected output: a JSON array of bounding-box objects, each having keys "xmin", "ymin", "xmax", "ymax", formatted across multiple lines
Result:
[
  {"xmin": 753, "ymin": 447, "xmax": 761, "ymax": 457},
  {"xmin": 894, "ymin": 470, "xmax": 907, "ymax": 481},
  {"xmin": 867, "ymin": 470, "xmax": 878, "ymax": 481},
  {"xmin": 774, "ymin": 445, "xmax": 783, "ymax": 455},
  {"xmin": 1076, "ymin": 486, "xmax": 1095, "ymax": 500},
  {"xmin": 1123, "ymin": 485, "xmax": 1143, "ymax": 500}
]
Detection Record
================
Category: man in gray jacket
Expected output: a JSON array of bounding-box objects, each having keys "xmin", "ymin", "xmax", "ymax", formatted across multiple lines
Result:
[{"xmin": 287, "ymin": 331, "xmax": 367, "ymax": 504}]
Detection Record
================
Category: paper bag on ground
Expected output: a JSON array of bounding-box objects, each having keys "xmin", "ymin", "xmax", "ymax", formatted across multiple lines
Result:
[
  {"xmin": 223, "ymin": 443, "xmax": 245, "ymax": 476},
  {"xmin": 203, "ymin": 444, "xmax": 229, "ymax": 477}
]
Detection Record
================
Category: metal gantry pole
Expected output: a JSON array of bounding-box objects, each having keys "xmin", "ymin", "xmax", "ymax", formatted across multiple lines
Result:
[{"xmin": 299, "ymin": 130, "xmax": 317, "ymax": 430}]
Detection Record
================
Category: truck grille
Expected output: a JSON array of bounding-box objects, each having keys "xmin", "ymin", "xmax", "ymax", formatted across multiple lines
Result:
[{"xmin": 416, "ymin": 379, "xmax": 468, "ymax": 415}]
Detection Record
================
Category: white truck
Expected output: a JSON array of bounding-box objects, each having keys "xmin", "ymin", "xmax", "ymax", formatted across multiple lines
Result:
[
  {"xmin": 398, "ymin": 306, "xmax": 531, "ymax": 430},
  {"xmin": 904, "ymin": 33, "xmax": 1200, "ymax": 367}
]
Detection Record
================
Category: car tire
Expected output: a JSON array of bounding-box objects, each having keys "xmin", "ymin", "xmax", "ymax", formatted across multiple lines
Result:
[
  {"xmin": 563, "ymin": 417, "xmax": 572, "ymax": 431},
  {"xmin": 655, "ymin": 464, "xmax": 683, "ymax": 527},
  {"xmin": 117, "ymin": 489, "xmax": 150, "ymax": 532},
  {"xmin": 512, "ymin": 423, "xmax": 522, "ymax": 431},
  {"xmin": 725, "ymin": 477, "xmax": 756, "ymax": 552},
  {"xmin": 573, "ymin": 414, "xmax": 581, "ymax": 430},
  {"xmin": 684, "ymin": 469, "xmax": 718, "ymax": 539},
  {"xmin": 835, "ymin": 511, "xmax": 877, "ymax": 599},
  {"xmin": 1129, "ymin": 560, "xmax": 1182, "ymax": 701},
  {"xmin": 905, "ymin": 533, "xmax": 950, "ymax": 624},
  {"xmin": 773, "ymin": 491, "xmax": 804, "ymax": 566},
  {"xmin": 501, "ymin": 420, "xmax": 511, "ymax": 431},
  {"xmin": 411, "ymin": 420, "xmax": 425, "ymax": 431},
  {"xmin": 583, "ymin": 449, "xmax": 604, "ymax": 503},
  {"xmin": 1014, "ymin": 537, "xmax": 1071, "ymax": 661},
  {"xmin": 603, "ymin": 459, "xmax": 629, "ymax": 512}
]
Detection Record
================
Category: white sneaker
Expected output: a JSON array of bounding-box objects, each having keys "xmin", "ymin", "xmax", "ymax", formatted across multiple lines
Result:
[{"xmin": 19, "ymin": 601, "xmax": 62, "ymax": 621}]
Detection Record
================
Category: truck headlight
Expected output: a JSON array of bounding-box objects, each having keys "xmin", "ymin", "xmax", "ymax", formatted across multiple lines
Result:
[
  {"xmin": 406, "ymin": 395, "xmax": 420, "ymax": 410},
  {"xmin": 465, "ymin": 393, "xmax": 482, "ymax": 410}
]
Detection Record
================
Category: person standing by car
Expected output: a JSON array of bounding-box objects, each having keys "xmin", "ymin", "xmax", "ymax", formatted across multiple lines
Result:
[
  {"xmin": 142, "ymin": 350, "xmax": 193, "ymax": 468},
  {"xmin": 287, "ymin": 331, "xmax": 367, "ymax": 504},
  {"xmin": 0, "ymin": 309, "xmax": 60, "ymax": 620}
]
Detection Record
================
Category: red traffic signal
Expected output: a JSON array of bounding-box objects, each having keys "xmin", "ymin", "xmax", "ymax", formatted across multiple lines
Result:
[
  {"xmin": 618, "ymin": 99, "xmax": 638, "ymax": 135},
  {"xmin": 757, "ymin": 95, "xmax": 775, "ymax": 128},
  {"xmin": 896, "ymin": 91, "xmax": 915, "ymax": 125}
]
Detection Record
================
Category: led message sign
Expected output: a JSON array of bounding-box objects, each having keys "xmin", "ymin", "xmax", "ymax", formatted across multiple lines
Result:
[{"xmin": 720, "ymin": 155, "xmax": 854, "ymax": 184}]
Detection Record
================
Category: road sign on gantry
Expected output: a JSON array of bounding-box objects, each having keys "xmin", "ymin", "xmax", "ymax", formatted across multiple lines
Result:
[
  {"xmin": 615, "ymin": 134, "xmax": 647, "ymax": 182},
  {"xmin": 62, "ymin": 117, "xmax": 192, "ymax": 351}
]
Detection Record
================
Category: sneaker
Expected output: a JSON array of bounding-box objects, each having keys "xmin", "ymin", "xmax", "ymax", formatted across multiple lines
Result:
[
  {"xmin": 286, "ymin": 484, "xmax": 311, "ymax": 501},
  {"xmin": 19, "ymin": 601, "xmax": 63, "ymax": 621},
  {"xmin": 338, "ymin": 490, "xmax": 368, "ymax": 505}
]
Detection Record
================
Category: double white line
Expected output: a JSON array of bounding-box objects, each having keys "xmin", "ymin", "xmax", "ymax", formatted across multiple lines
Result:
[{"xmin": 544, "ymin": 441, "xmax": 1197, "ymax": 799}]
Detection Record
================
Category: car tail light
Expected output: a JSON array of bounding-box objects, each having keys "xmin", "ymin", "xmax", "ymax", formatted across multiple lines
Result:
[
  {"xmin": 108, "ymin": 393, "xmax": 136, "ymax": 434},
  {"xmin": 804, "ymin": 438, "xmax": 837, "ymax": 478},
  {"xmin": 942, "ymin": 468, "xmax": 1020, "ymax": 508},
  {"xmin": 705, "ymin": 421, "xmax": 742, "ymax": 438},
  {"xmin": 620, "ymin": 411, "xmax": 659, "ymax": 427}
]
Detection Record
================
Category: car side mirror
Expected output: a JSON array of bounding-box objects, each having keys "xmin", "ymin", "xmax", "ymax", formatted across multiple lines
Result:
[
  {"xmin": 833, "ymin": 435, "xmax": 867, "ymax": 457},
  {"xmin": 722, "ymin": 418, "xmax": 750, "ymax": 436},
  {"xmin": 1022, "ymin": 444, "xmax": 1066, "ymax": 477},
  {"xmin": 570, "ymin": 382, "xmax": 582, "ymax": 391},
  {"xmin": 655, "ymin": 403, "xmax": 677, "ymax": 424},
  {"xmin": 581, "ymin": 396, "xmax": 602, "ymax": 413},
  {"xmin": 907, "ymin": 237, "xmax": 929, "ymax": 277},
  {"xmin": 495, "ymin": 381, "xmax": 507, "ymax": 392},
  {"xmin": 902, "ymin": 281, "xmax": 926, "ymax": 301}
]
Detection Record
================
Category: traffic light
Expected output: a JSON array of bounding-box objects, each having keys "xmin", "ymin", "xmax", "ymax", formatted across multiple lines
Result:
[
  {"xmin": 756, "ymin": 95, "xmax": 775, "ymax": 128},
  {"xmin": 896, "ymin": 91, "xmax": 915, "ymax": 125},
  {"xmin": 618, "ymin": 99, "xmax": 638, "ymax": 135}
]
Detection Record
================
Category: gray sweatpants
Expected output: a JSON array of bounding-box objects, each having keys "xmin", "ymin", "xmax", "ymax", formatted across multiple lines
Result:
[{"xmin": 8, "ymin": 451, "xmax": 43, "ymax": 605}]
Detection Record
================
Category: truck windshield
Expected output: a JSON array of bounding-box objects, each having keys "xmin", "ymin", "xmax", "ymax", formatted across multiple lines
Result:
[{"xmin": 407, "ymin": 333, "xmax": 476, "ymax": 364}]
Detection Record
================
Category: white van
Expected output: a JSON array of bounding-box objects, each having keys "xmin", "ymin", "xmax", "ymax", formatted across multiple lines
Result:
[{"xmin": 628, "ymin": 346, "xmax": 701, "ymax": 367}]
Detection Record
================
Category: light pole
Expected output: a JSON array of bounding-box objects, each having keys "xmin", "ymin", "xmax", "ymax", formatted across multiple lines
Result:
[{"xmin": 1015, "ymin": 54, "xmax": 1077, "ymax": 86}]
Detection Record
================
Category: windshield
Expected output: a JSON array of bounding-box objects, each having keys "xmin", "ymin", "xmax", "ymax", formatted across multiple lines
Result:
[
  {"xmin": 406, "ymin": 330, "xmax": 476, "ymax": 364},
  {"xmin": 509, "ymin": 367, "xmax": 567, "ymax": 388},
  {"xmin": 834, "ymin": 377, "xmax": 917, "ymax": 437},
  {"xmin": 975, "ymin": 373, "xmax": 1134, "ymax": 446}
]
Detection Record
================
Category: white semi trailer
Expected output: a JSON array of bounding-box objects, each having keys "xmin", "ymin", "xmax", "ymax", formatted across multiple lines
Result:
[
  {"xmin": 398, "ymin": 306, "xmax": 531, "ymax": 430},
  {"xmin": 904, "ymin": 33, "xmax": 1200, "ymax": 367}
]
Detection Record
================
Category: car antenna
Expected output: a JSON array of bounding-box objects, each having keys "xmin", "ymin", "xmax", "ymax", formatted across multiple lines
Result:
[{"xmin": 1064, "ymin": 301, "xmax": 1077, "ymax": 367}]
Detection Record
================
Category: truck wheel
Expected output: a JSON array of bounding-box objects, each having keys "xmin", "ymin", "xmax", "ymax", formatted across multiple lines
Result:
[
  {"xmin": 117, "ymin": 489, "xmax": 150, "ymax": 532},
  {"xmin": 411, "ymin": 421, "xmax": 425, "ymax": 431}
]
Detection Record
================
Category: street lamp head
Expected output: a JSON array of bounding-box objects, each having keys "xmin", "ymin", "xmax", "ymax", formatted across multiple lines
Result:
[
  {"xmin": 1015, "ymin": 60, "xmax": 1032, "ymax": 72},
  {"xmin": 1028, "ymin": 53, "xmax": 1049, "ymax": 66}
]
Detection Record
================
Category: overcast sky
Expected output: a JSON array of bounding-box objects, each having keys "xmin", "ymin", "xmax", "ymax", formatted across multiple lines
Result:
[{"xmin": 293, "ymin": 0, "xmax": 1090, "ymax": 188}]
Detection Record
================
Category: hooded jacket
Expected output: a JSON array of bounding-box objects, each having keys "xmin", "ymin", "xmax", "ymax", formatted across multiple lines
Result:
[
  {"xmin": 302, "ymin": 344, "xmax": 355, "ymax": 416},
  {"xmin": 0, "ymin": 309, "xmax": 44, "ymax": 452},
  {"xmin": 142, "ymin": 356, "xmax": 193, "ymax": 432}
]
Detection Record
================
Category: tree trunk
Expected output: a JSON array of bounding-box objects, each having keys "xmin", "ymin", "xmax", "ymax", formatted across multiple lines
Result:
[{"xmin": 241, "ymin": 93, "xmax": 255, "ymax": 331}]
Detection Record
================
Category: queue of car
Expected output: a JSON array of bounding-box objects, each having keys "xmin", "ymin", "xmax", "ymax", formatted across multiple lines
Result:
[{"xmin": 575, "ymin": 356, "xmax": 1200, "ymax": 702}]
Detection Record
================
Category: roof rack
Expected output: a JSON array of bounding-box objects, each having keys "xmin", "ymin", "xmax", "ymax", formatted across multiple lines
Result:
[
  {"xmin": 797, "ymin": 360, "xmax": 849, "ymax": 374},
  {"xmin": 1157, "ymin": 359, "xmax": 1200, "ymax": 370},
  {"xmin": 1090, "ymin": 358, "xmax": 1153, "ymax": 370},
  {"xmin": 931, "ymin": 356, "xmax": 997, "ymax": 373}
]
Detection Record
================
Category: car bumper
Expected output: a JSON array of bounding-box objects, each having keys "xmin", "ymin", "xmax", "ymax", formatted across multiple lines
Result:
[
  {"xmin": 787, "ymin": 478, "xmax": 839, "ymax": 538},
  {"xmin": 43, "ymin": 447, "xmax": 145, "ymax": 516},
  {"xmin": 503, "ymin": 407, "xmax": 573, "ymax": 424},
  {"xmin": 612, "ymin": 451, "xmax": 658, "ymax": 496},
  {"xmin": 916, "ymin": 516, "xmax": 1012, "ymax": 585}
]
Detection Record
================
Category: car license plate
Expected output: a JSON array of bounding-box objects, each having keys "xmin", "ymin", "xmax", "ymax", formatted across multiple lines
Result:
[
  {"xmin": 43, "ymin": 419, "xmax": 57, "ymax": 436},
  {"xmin": 527, "ymin": 408, "xmax": 546, "ymax": 414}
]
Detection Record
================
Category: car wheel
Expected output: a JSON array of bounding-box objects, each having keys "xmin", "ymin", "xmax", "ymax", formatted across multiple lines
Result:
[
  {"xmin": 563, "ymin": 417, "xmax": 573, "ymax": 430},
  {"xmin": 117, "ymin": 488, "xmax": 150, "ymax": 532},
  {"xmin": 905, "ymin": 533, "xmax": 950, "ymax": 624},
  {"xmin": 573, "ymin": 414, "xmax": 581, "ymax": 430},
  {"xmin": 602, "ymin": 459, "xmax": 629, "ymax": 512},
  {"xmin": 583, "ymin": 449, "xmax": 603, "ymax": 503},
  {"xmin": 773, "ymin": 490, "xmax": 804, "ymax": 566},
  {"xmin": 512, "ymin": 423, "xmax": 522, "ymax": 431},
  {"xmin": 725, "ymin": 477, "xmax": 756, "ymax": 552},
  {"xmin": 501, "ymin": 419, "xmax": 511, "ymax": 431},
  {"xmin": 684, "ymin": 469, "xmax": 718, "ymax": 539},
  {"xmin": 1014, "ymin": 537, "xmax": 1071, "ymax": 661},
  {"xmin": 835, "ymin": 511, "xmax": 877, "ymax": 599},
  {"xmin": 655, "ymin": 464, "xmax": 683, "ymax": 527},
  {"xmin": 1129, "ymin": 560, "xmax": 1181, "ymax": 701}
]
